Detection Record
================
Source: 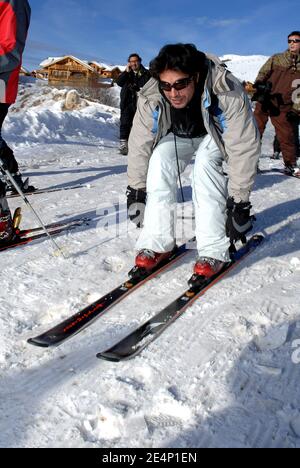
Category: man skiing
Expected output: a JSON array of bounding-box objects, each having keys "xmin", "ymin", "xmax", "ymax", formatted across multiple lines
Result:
[
  {"xmin": 126, "ymin": 43, "xmax": 260, "ymax": 280},
  {"xmin": 0, "ymin": 0, "xmax": 31, "ymax": 243},
  {"xmin": 117, "ymin": 53, "xmax": 151, "ymax": 155},
  {"xmin": 253, "ymin": 31, "xmax": 300, "ymax": 175}
]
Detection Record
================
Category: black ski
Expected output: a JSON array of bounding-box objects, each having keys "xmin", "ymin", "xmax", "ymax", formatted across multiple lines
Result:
[
  {"xmin": 6, "ymin": 183, "xmax": 91, "ymax": 198},
  {"xmin": 270, "ymin": 168, "xmax": 300, "ymax": 179},
  {"xmin": 19, "ymin": 216, "xmax": 91, "ymax": 236},
  {"xmin": 97, "ymin": 234, "xmax": 264, "ymax": 362},
  {"xmin": 260, "ymin": 167, "xmax": 300, "ymax": 179},
  {"xmin": 0, "ymin": 217, "xmax": 89, "ymax": 253},
  {"xmin": 27, "ymin": 238, "xmax": 196, "ymax": 348}
]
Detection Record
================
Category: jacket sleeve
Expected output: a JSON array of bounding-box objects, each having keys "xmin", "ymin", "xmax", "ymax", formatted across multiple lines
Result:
[
  {"xmin": 0, "ymin": 0, "xmax": 31, "ymax": 73},
  {"xmin": 116, "ymin": 71, "xmax": 130, "ymax": 87},
  {"xmin": 218, "ymin": 88, "xmax": 261, "ymax": 202},
  {"xmin": 138, "ymin": 69, "xmax": 151, "ymax": 89},
  {"xmin": 127, "ymin": 97, "xmax": 157, "ymax": 189},
  {"xmin": 255, "ymin": 56, "xmax": 274, "ymax": 83}
]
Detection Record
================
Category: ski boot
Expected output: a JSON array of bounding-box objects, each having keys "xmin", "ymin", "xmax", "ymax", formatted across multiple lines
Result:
[
  {"xmin": 119, "ymin": 140, "xmax": 128, "ymax": 156},
  {"xmin": 188, "ymin": 257, "xmax": 227, "ymax": 288},
  {"xmin": 0, "ymin": 207, "xmax": 22, "ymax": 245},
  {"xmin": 0, "ymin": 209, "xmax": 14, "ymax": 244},
  {"xmin": 284, "ymin": 164, "xmax": 300, "ymax": 178},
  {"xmin": 129, "ymin": 249, "xmax": 173, "ymax": 280},
  {"xmin": 7, "ymin": 172, "xmax": 36, "ymax": 194}
]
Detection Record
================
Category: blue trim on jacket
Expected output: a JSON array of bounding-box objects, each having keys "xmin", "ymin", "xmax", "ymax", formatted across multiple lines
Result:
[
  {"xmin": 151, "ymin": 107, "xmax": 159, "ymax": 134},
  {"xmin": 204, "ymin": 89, "xmax": 227, "ymax": 132}
]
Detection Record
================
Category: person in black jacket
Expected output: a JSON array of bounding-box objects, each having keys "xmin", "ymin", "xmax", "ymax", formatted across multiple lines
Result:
[
  {"xmin": 0, "ymin": 0, "xmax": 35, "ymax": 194},
  {"xmin": 0, "ymin": 0, "xmax": 32, "ymax": 244},
  {"xmin": 117, "ymin": 53, "xmax": 151, "ymax": 155}
]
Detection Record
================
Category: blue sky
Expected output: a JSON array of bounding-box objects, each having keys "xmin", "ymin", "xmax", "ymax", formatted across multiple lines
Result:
[{"xmin": 24, "ymin": 0, "xmax": 299, "ymax": 70}]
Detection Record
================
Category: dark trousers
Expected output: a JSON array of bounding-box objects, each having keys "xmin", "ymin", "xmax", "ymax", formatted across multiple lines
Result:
[
  {"xmin": 120, "ymin": 104, "xmax": 136, "ymax": 141},
  {"xmin": 254, "ymin": 103, "xmax": 298, "ymax": 166},
  {"xmin": 0, "ymin": 180, "xmax": 6, "ymax": 197},
  {"xmin": 0, "ymin": 103, "xmax": 19, "ymax": 174},
  {"xmin": 0, "ymin": 103, "xmax": 10, "ymax": 147},
  {"xmin": 273, "ymin": 123, "xmax": 299, "ymax": 158},
  {"xmin": 0, "ymin": 104, "xmax": 13, "ymax": 197}
]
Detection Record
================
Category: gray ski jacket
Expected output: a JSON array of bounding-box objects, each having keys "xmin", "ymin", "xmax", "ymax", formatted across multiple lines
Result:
[{"xmin": 128, "ymin": 54, "xmax": 260, "ymax": 202}]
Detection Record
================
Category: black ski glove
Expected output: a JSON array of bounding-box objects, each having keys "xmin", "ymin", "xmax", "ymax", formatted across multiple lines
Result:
[
  {"xmin": 252, "ymin": 80, "xmax": 272, "ymax": 103},
  {"xmin": 0, "ymin": 145, "xmax": 18, "ymax": 174},
  {"xmin": 126, "ymin": 186, "xmax": 146, "ymax": 228},
  {"xmin": 226, "ymin": 198, "xmax": 254, "ymax": 243},
  {"xmin": 286, "ymin": 110, "xmax": 299, "ymax": 123}
]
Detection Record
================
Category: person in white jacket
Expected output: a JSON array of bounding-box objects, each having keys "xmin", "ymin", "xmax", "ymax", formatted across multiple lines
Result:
[{"xmin": 126, "ymin": 43, "xmax": 260, "ymax": 279}]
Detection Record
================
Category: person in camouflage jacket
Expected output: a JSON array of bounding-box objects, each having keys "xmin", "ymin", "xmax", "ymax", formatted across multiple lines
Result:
[{"xmin": 253, "ymin": 31, "xmax": 300, "ymax": 174}]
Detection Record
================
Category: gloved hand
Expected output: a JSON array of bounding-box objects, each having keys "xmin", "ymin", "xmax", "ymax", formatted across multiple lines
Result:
[
  {"xmin": 126, "ymin": 186, "xmax": 146, "ymax": 228},
  {"xmin": 226, "ymin": 197, "xmax": 254, "ymax": 243},
  {"xmin": 251, "ymin": 81, "xmax": 272, "ymax": 103},
  {"xmin": 0, "ymin": 145, "xmax": 18, "ymax": 174},
  {"xmin": 286, "ymin": 110, "xmax": 299, "ymax": 123}
]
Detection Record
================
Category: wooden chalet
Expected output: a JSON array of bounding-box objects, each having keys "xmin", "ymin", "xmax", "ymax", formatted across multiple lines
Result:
[
  {"xmin": 88, "ymin": 61, "xmax": 106, "ymax": 74},
  {"xmin": 32, "ymin": 69, "xmax": 48, "ymax": 79},
  {"xmin": 101, "ymin": 66, "xmax": 122, "ymax": 80},
  {"xmin": 38, "ymin": 56, "xmax": 99, "ymax": 84},
  {"xmin": 88, "ymin": 62, "xmax": 122, "ymax": 80},
  {"xmin": 36, "ymin": 56, "xmax": 123, "ymax": 87},
  {"xmin": 19, "ymin": 66, "xmax": 31, "ymax": 76}
]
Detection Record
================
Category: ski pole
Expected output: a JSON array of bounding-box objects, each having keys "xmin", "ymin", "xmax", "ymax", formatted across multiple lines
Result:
[{"xmin": 0, "ymin": 161, "xmax": 66, "ymax": 258}]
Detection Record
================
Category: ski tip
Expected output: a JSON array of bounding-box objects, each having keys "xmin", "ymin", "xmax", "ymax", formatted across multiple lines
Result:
[
  {"xmin": 27, "ymin": 337, "xmax": 51, "ymax": 348},
  {"xmin": 96, "ymin": 351, "xmax": 123, "ymax": 362},
  {"xmin": 252, "ymin": 233, "xmax": 265, "ymax": 241},
  {"xmin": 96, "ymin": 349, "xmax": 138, "ymax": 362}
]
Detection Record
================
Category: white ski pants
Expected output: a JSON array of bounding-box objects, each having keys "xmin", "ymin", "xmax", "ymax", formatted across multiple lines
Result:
[{"xmin": 136, "ymin": 133, "xmax": 231, "ymax": 261}]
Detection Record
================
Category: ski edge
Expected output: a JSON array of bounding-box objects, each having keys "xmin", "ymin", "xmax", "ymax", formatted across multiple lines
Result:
[
  {"xmin": 0, "ymin": 218, "xmax": 90, "ymax": 253},
  {"xmin": 6, "ymin": 184, "xmax": 91, "ymax": 198}
]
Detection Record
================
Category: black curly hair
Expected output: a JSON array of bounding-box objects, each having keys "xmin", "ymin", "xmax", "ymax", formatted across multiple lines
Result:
[
  {"xmin": 149, "ymin": 43, "xmax": 207, "ymax": 78},
  {"xmin": 288, "ymin": 31, "xmax": 300, "ymax": 38}
]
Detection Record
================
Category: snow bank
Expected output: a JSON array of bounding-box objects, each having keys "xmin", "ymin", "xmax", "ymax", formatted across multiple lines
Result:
[
  {"xmin": 3, "ymin": 81, "xmax": 120, "ymax": 147},
  {"xmin": 221, "ymin": 54, "xmax": 269, "ymax": 82}
]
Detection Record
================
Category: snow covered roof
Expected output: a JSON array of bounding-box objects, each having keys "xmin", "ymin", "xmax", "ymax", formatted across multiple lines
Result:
[
  {"xmin": 39, "ymin": 57, "xmax": 62, "ymax": 68},
  {"xmin": 20, "ymin": 66, "xmax": 30, "ymax": 74},
  {"xmin": 40, "ymin": 56, "xmax": 95, "ymax": 72},
  {"xmin": 89, "ymin": 61, "xmax": 107, "ymax": 69},
  {"xmin": 40, "ymin": 57, "xmax": 126, "ymax": 73},
  {"xmin": 90, "ymin": 62, "xmax": 123, "ymax": 72}
]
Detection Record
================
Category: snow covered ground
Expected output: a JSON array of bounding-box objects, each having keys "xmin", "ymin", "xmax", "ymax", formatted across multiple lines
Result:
[{"xmin": 1, "ymin": 56, "xmax": 300, "ymax": 448}]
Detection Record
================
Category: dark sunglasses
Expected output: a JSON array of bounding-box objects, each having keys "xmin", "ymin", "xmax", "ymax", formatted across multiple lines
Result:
[
  {"xmin": 159, "ymin": 76, "xmax": 194, "ymax": 92},
  {"xmin": 288, "ymin": 39, "xmax": 300, "ymax": 43}
]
